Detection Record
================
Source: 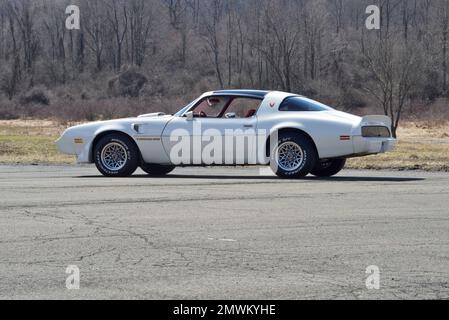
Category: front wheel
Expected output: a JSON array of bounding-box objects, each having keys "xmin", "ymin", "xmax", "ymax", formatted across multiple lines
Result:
[
  {"xmin": 94, "ymin": 133, "xmax": 139, "ymax": 177},
  {"xmin": 270, "ymin": 133, "xmax": 317, "ymax": 179},
  {"xmin": 310, "ymin": 158, "xmax": 346, "ymax": 177},
  {"xmin": 141, "ymin": 164, "xmax": 175, "ymax": 176}
]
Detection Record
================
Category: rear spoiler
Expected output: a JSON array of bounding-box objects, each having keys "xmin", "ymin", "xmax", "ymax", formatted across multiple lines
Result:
[{"xmin": 361, "ymin": 115, "xmax": 392, "ymax": 128}]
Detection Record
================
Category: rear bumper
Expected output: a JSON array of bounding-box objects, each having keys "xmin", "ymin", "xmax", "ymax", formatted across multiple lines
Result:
[{"xmin": 352, "ymin": 136, "xmax": 397, "ymax": 155}]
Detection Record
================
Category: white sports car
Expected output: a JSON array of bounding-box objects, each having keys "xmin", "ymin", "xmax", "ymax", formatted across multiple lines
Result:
[{"xmin": 56, "ymin": 90, "xmax": 396, "ymax": 178}]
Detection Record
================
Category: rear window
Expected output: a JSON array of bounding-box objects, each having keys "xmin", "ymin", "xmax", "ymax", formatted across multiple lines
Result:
[{"xmin": 279, "ymin": 97, "xmax": 332, "ymax": 112}]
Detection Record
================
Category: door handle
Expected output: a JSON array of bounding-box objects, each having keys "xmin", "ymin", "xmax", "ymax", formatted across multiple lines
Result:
[{"xmin": 243, "ymin": 124, "xmax": 254, "ymax": 128}]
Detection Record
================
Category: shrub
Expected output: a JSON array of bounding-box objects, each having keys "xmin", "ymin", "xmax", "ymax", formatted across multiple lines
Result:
[
  {"xmin": 338, "ymin": 89, "xmax": 366, "ymax": 110},
  {"xmin": 0, "ymin": 100, "xmax": 20, "ymax": 119},
  {"xmin": 108, "ymin": 67, "xmax": 148, "ymax": 98},
  {"xmin": 20, "ymin": 88, "xmax": 50, "ymax": 106}
]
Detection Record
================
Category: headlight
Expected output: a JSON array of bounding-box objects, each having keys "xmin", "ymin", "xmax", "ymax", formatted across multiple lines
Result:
[{"xmin": 362, "ymin": 126, "xmax": 391, "ymax": 138}]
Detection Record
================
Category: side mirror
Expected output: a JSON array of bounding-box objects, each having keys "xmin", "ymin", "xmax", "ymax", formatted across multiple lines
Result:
[
  {"xmin": 185, "ymin": 111, "xmax": 194, "ymax": 121},
  {"xmin": 225, "ymin": 112, "xmax": 237, "ymax": 119}
]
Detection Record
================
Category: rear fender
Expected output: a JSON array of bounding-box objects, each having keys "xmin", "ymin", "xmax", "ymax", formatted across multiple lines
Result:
[{"xmin": 352, "ymin": 115, "xmax": 392, "ymax": 137}]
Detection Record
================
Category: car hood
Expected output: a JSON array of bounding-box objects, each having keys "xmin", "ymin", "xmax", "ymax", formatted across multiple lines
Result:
[{"xmin": 69, "ymin": 114, "xmax": 174, "ymax": 131}]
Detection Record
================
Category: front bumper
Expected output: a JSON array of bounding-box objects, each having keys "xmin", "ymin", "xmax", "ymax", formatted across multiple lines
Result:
[{"xmin": 55, "ymin": 133, "xmax": 92, "ymax": 163}]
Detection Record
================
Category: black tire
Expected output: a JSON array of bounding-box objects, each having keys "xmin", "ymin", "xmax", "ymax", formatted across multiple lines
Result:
[
  {"xmin": 270, "ymin": 132, "xmax": 317, "ymax": 179},
  {"xmin": 94, "ymin": 133, "xmax": 139, "ymax": 177},
  {"xmin": 141, "ymin": 164, "xmax": 175, "ymax": 176},
  {"xmin": 311, "ymin": 158, "xmax": 346, "ymax": 177}
]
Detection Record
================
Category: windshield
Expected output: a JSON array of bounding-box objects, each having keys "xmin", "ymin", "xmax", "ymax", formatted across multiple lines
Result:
[{"xmin": 174, "ymin": 96, "xmax": 203, "ymax": 117}]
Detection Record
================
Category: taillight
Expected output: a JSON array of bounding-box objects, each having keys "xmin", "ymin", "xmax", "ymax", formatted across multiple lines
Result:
[{"xmin": 362, "ymin": 126, "xmax": 391, "ymax": 138}]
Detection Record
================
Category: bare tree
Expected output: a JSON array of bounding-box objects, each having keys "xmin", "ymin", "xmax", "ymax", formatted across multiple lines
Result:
[
  {"xmin": 83, "ymin": 0, "xmax": 107, "ymax": 71},
  {"xmin": 126, "ymin": 0, "xmax": 153, "ymax": 67},
  {"xmin": 362, "ymin": 33, "xmax": 422, "ymax": 137},
  {"xmin": 436, "ymin": 0, "xmax": 449, "ymax": 94},
  {"xmin": 0, "ymin": 0, "xmax": 445, "ymax": 128},
  {"xmin": 10, "ymin": 0, "xmax": 38, "ymax": 77},
  {"xmin": 106, "ymin": 0, "xmax": 128, "ymax": 72},
  {"xmin": 42, "ymin": 1, "xmax": 68, "ymax": 84},
  {"xmin": 0, "ymin": 1, "xmax": 21, "ymax": 99},
  {"xmin": 329, "ymin": 0, "xmax": 344, "ymax": 34},
  {"xmin": 203, "ymin": 0, "xmax": 224, "ymax": 88},
  {"xmin": 250, "ymin": 1, "xmax": 303, "ymax": 91},
  {"xmin": 163, "ymin": 0, "xmax": 190, "ymax": 64}
]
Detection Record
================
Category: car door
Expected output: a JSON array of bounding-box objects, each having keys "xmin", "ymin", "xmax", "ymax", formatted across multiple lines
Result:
[{"xmin": 162, "ymin": 96, "xmax": 260, "ymax": 165}]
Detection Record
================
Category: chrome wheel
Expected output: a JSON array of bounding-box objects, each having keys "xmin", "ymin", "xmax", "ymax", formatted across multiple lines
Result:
[
  {"xmin": 275, "ymin": 141, "xmax": 304, "ymax": 172},
  {"xmin": 100, "ymin": 142, "xmax": 128, "ymax": 171}
]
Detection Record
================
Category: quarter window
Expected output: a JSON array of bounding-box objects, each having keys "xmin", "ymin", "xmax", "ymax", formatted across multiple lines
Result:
[{"xmin": 279, "ymin": 97, "xmax": 332, "ymax": 112}]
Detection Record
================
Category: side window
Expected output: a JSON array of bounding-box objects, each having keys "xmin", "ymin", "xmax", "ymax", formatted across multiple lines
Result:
[
  {"xmin": 222, "ymin": 97, "xmax": 262, "ymax": 119},
  {"xmin": 279, "ymin": 97, "xmax": 331, "ymax": 112},
  {"xmin": 191, "ymin": 96, "xmax": 230, "ymax": 118}
]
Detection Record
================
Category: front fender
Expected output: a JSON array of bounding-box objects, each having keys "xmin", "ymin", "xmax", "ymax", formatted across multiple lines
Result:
[
  {"xmin": 57, "ymin": 122, "xmax": 137, "ymax": 164},
  {"xmin": 84, "ymin": 124, "xmax": 137, "ymax": 163}
]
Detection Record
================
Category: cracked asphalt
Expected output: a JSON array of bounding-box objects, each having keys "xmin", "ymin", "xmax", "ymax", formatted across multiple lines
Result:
[{"xmin": 0, "ymin": 165, "xmax": 448, "ymax": 299}]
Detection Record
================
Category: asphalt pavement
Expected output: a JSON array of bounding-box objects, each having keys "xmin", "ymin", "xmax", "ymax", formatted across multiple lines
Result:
[{"xmin": 0, "ymin": 165, "xmax": 448, "ymax": 299}]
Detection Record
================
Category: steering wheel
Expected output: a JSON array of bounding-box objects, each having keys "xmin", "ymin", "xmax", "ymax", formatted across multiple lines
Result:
[{"xmin": 199, "ymin": 111, "xmax": 207, "ymax": 118}]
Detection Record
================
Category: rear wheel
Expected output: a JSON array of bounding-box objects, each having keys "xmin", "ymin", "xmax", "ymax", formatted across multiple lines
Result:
[
  {"xmin": 94, "ymin": 133, "xmax": 139, "ymax": 177},
  {"xmin": 270, "ymin": 133, "xmax": 317, "ymax": 179},
  {"xmin": 310, "ymin": 158, "xmax": 346, "ymax": 177},
  {"xmin": 141, "ymin": 164, "xmax": 175, "ymax": 176}
]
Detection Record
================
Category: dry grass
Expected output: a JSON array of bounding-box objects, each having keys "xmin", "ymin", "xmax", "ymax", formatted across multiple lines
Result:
[
  {"xmin": 347, "ymin": 121, "xmax": 449, "ymax": 171},
  {"xmin": 0, "ymin": 120, "xmax": 75, "ymax": 164},
  {"xmin": 0, "ymin": 119, "xmax": 448, "ymax": 171}
]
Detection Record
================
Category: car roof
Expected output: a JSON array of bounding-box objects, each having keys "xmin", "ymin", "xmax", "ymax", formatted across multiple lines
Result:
[{"xmin": 212, "ymin": 90, "xmax": 270, "ymax": 99}]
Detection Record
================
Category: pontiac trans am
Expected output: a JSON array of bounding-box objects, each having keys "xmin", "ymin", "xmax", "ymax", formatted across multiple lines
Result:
[{"xmin": 56, "ymin": 90, "xmax": 396, "ymax": 178}]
